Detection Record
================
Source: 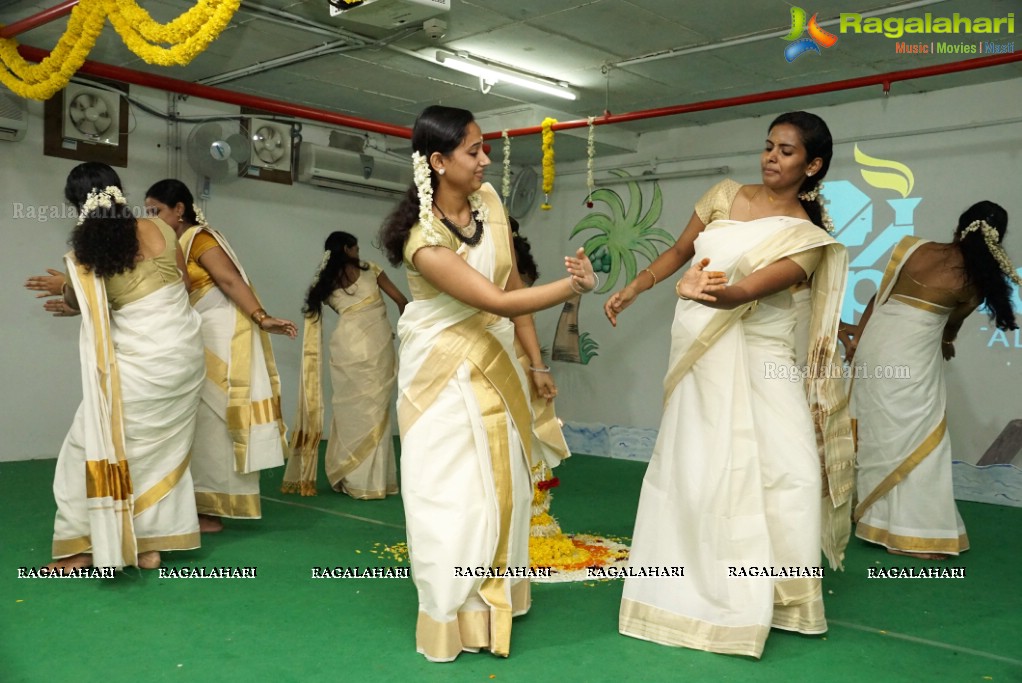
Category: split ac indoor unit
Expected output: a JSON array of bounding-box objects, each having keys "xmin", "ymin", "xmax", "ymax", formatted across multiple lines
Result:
[{"xmin": 297, "ymin": 142, "xmax": 412, "ymax": 197}]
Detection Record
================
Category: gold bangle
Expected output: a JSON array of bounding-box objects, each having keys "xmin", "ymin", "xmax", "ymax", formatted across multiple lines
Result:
[
  {"xmin": 675, "ymin": 279, "xmax": 691, "ymax": 301},
  {"xmin": 251, "ymin": 308, "xmax": 268, "ymax": 324},
  {"xmin": 643, "ymin": 268, "xmax": 658, "ymax": 288}
]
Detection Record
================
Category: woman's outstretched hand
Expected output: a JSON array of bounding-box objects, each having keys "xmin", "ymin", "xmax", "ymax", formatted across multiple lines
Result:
[
  {"xmin": 604, "ymin": 286, "xmax": 638, "ymax": 328},
  {"xmin": 676, "ymin": 258, "xmax": 727, "ymax": 302},
  {"xmin": 25, "ymin": 268, "xmax": 65, "ymax": 297},
  {"xmin": 564, "ymin": 247, "xmax": 596, "ymax": 292},
  {"xmin": 259, "ymin": 315, "xmax": 298, "ymax": 339}
]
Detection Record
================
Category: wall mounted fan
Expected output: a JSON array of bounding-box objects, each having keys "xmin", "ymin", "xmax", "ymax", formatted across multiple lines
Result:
[
  {"xmin": 507, "ymin": 165, "xmax": 538, "ymax": 219},
  {"xmin": 250, "ymin": 120, "xmax": 290, "ymax": 170},
  {"xmin": 185, "ymin": 122, "xmax": 251, "ymax": 184},
  {"xmin": 62, "ymin": 84, "xmax": 120, "ymax": 146}
]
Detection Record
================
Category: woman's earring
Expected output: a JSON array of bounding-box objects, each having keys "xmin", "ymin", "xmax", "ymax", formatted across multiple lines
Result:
[{"xmin": 437, "ymin": 168, "xmax": 445, "ymax": 176}]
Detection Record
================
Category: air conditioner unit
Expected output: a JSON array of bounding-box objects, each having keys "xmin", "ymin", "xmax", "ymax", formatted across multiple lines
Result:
[
  {"xmin": 328, "ymin": 0, "xmax": 449, "ymax": 28},
  {"xmin": 0, "ymin": 90, "xmax": 27, "ymax": 142},
  {"xmin": 297, "ymin": 142, "xmax": 412, "ymax": 197}
]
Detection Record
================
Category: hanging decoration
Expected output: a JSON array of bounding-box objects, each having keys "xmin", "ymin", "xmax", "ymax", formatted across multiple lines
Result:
[
  {"xmin": 0, "ymin": 0, "xmax": 241, "ymax": 100},
  {"xmin": 540, "ymin": 117, "xmax": 557, "ymax": 210},
  {"xmin": 585, "ymin": 115, "xmax": 596, "ymax": 208},
  {"xmin": 501, "ymin": 129, "xmax": 511, "ymax": 205}
]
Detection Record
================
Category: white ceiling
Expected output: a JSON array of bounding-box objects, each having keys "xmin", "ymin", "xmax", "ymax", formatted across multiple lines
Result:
[{"xmin": 2, "ymin": 0, "xmax": 1020, "ymax": 162}]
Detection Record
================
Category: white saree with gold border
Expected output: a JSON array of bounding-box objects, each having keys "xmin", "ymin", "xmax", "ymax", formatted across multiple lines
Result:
[
  {"xmin": 852, "ymin": 236, "xmax": 968, "ymax": 555},
  {"xmin": 397, "ymin": 183, "xmax": 534, "ymax": 662},
  {"xmin": 180, "ymin": 226, "xmax": 286, "ymax": 519},
  {"xmin": 282, "ymin": 263, "xmax": 398, "ymax": 498},
  {"xmin": 619, "ymin": 215, "xmax": 852, "ymax": 659},
  {"xmin": 52, "ymin": 254, "xmax": 204, "ymax": 566}
]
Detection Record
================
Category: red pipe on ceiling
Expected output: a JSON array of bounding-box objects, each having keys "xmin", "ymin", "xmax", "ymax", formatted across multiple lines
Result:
[
  {"xmin": 16, "ymin": 44, "xmax": 414, "ymax": 139},
  {"xmin": 8, "ymin": 13, "xmax": 1021, "ymax": 141},
  {"xmin": 485, "ymin": 51, "xmax": 1022, "ymax": 139},
  {"xmin": 0, "ymin": 0, "xmax": 78, "ymax": 39}
]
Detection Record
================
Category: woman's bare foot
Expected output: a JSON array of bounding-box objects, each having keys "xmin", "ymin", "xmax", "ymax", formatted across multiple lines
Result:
[
  {"xmin": 45, "ymin": 553, "xmax": 92, "ymax": 572},
  {"xmin": 198, "ymin": 514, "xmax": 224, "ymax": 533},
  {"xmin": 137, "ymin": 551, "xmax": 161, "ymax": 569},
  {"xmin": 887, "ymin": 548, "xmax": 950, "ymax": 561}
]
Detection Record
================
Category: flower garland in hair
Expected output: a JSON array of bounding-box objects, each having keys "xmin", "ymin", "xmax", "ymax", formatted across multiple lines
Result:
[
  {"xmin": 76, "ymin": 186, "xmax": 127, "ymax": 226},
  {"xmin": 961, "ymin": 220, "xmax": 1022, "ymax": 286},
  {"xmin": 798, "ymin": 181, "xmax": 834, "ymax": 233},
  {"xmin": 193, "ymin": 204, "xmax": 208, "ymax": 227},
  {"xmin": 501, "ymin": 130, "xmax": 512, "ymax": 205},
  {"xmin": 585, "ymin": 116, "xmax": 596, "ymax": 208},
  {"xmin": 540, "ymin": 117, "xmax": 557, "ymax": 210},
  {"xmin": 411, "ymin": 151, "xmax": 434, "ymax": 227},
  {"xmin": 468, "ymin": 191, "xmax": 490, "ymax": 226}
]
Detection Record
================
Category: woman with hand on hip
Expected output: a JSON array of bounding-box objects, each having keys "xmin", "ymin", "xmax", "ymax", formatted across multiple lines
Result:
[
  {"xmin": 283, "ymin": 231, "xmax": 407, "ymax": 498},
  {"xmin": 607, "ymin": 112, "xmax": 853, "ymax": 658},
  {"xmin": 25, "ymin": 162, "xmax": 205, "ymax": 571},
  {"xmin": 378, "ymin": 105, "xmax": 596, "ymax": 662},
  {"xmin": 145, "ymin": 179, "xmax": 295, "ymax": 534}
]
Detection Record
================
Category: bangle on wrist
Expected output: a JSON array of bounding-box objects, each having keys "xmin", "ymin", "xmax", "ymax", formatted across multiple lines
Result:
[
  {"xmin": 251, "ymin": 308, "xmax": 268, "ymax": 325},
  {"xmin": 942, "ymin": 339, "xmax": 954, "ymax": 346},
  {"xmin": 643, "ymin": 268, "xmax": 658, "ymax": 288},
  {"xmin": 569, "ymin": 272, "xmax": 600, "ymax": 295},
  {"xmin": 675, "ymin": 279, "xmax": 691, "ymax": 301},
  {"xmin": 530, "ymin": 366, "xmax": 551, "ymax": 373}
]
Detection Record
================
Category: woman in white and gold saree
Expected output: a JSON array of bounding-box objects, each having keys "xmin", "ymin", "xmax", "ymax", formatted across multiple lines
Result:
[
  {"xmin": 605, "ymin": 112, "xmax": 854, "ymax": 659},
  {"xmin": 145, "ymin": 180, "xmax": 296, "ymax": 533},
  {"xmin": 26, "ymin": 162, "xmax": 205, "ymax": 571},
  {"xmin": 283, "ymin": 231, "xmax": 407, "ymax": 498},
  {"xmin": 377, "ymin": 105, "xmax": 595, "ymax": 662},
  {"xmin": 848, "ymin": 201, "xmax": 1019, "ymax": 559}
]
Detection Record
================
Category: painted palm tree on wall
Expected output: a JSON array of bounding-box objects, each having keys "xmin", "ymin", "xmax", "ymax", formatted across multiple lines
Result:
[{"xmin": 552, "ymin": 170, "xmax": 671, "ymax": 363}]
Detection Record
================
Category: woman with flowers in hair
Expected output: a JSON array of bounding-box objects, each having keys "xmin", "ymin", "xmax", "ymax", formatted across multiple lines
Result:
[
  {"xmin": 144, "ymin": 179, "xmax": 295, "ymax": 534},
  {"xmin": 605, "ymin": 112, "xmax": 853, "ymax": 658},
  {"xmin": 282, "ymin": 231, "xmax": 406, "ymax": 498},
  {"xmin": 377, "ymin": 104, "xmax": 596, "ymax": 662},
  {"xmin": 24, "ymin": 162, "xmax": 205, "ymax": 571},
  {"xmin": 848, "ymin": 200, "xmax": 1019, "ymax": 560}
]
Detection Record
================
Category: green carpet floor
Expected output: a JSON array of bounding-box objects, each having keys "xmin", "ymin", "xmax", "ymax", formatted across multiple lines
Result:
[{"xmin": 1, "ymin": 448, "xmax": 1019, "ymax": 683}]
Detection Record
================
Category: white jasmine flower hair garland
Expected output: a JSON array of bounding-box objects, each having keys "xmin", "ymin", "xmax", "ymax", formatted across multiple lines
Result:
[
  {"xmin": 193, "ymin": 204, "xmax": 208, "ymax": 227},
  {"xmin": 585, "ymin": 116, "xmax": 596, "ymax": 208},
  {"xmin": 501, "ymin": 130, "xmax": 511, "ymax": 204},
  {"xmin": 76, "ymin": 185, "xmax": 127, "ymax": 226},
  {"xmin": 798, "ymin": 181, "xmax": 835, "ymax": 233},
  {"xmin": 411, "ymin": 151, "xmax": 434, "ymax": 228},
  {"xmin": 961, "ymin": 219, "xmax": 1022, "ymax": 286}
]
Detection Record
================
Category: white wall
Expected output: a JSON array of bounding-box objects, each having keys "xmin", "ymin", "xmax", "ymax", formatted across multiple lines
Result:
[{"xmin": 2, "ymin": 78, "xmax": 1020, "ymax": 464}]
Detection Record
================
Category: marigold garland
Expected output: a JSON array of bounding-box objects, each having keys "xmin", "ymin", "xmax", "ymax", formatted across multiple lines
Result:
[
  {"xmin": 540, "ymin": 117, "xmax": 557, "ymax": 210},
  {"xmin": 0, "ymin": 0, "xmax": 241, "ymax": 100}
]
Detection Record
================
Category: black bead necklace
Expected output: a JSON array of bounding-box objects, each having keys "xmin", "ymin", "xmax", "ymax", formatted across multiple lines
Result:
[{"xmin": 433, "ymin": 201, "xmax": 484, "ymax": 246}]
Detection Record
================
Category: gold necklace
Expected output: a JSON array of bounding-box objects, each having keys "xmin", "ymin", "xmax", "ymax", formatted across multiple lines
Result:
[{"xmin": 433, "ymin": 201, "xmax": 484, "ymax": 245}]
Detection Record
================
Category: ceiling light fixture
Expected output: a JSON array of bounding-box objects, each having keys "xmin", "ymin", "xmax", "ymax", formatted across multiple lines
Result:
[{"xmin": 434, "ymin": 50, "xmax": 577, "ymax": 101}]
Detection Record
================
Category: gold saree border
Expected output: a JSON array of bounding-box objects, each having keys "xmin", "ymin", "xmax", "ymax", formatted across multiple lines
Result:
[
  {"xmin": 855, "ymin": 522, "xmax": 969, "ymax": 554},
  {"xmin": 283, "ymin": 314, "xmax": 324, "ymax": 496},
  {"xmin": 854, "ymin": 415, "xmax": 948, "ymax": 521},
  {"xmin": 620, "ymin": 598, "xmax": 770, "ymax": 658},
  {"xmin": 415, "ymin": 580, "xmax": 531, "ymax": 661},
  {"xmin": 195, "ymin": 491, "xmax": 261, "ymax": 519},
  {"xmin": 133, "ymin": 455, "xmax": 192, "ymax": 516}
]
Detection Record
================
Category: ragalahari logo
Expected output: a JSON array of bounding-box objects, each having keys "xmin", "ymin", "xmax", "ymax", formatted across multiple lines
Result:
[{"xmin": 783, "ymin": 7, "xmax": 838, "ymax": 62}]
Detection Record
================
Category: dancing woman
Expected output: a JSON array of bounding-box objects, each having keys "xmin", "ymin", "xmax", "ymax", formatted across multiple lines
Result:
[
  {"xmin": 606, "ymin": 112, "xmax": 853, "ymax": 658},
  {"xmin": 144, "ymin": 180, "xmax": 295, "ymax": 533},
  {"xmin": 378, "ymin": 105, "xmax": 595, "ymax": 662},
  {"xmin": 25, "ymin": 162, "xmax": 205, "ymax": 570},
  {"xmin": 283, "ymin": 231, "xmax": 407, "ymax": 498},
  {"xmin": 849, "ymin": 201, "xmax": 1019, "ymax": 559}
]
